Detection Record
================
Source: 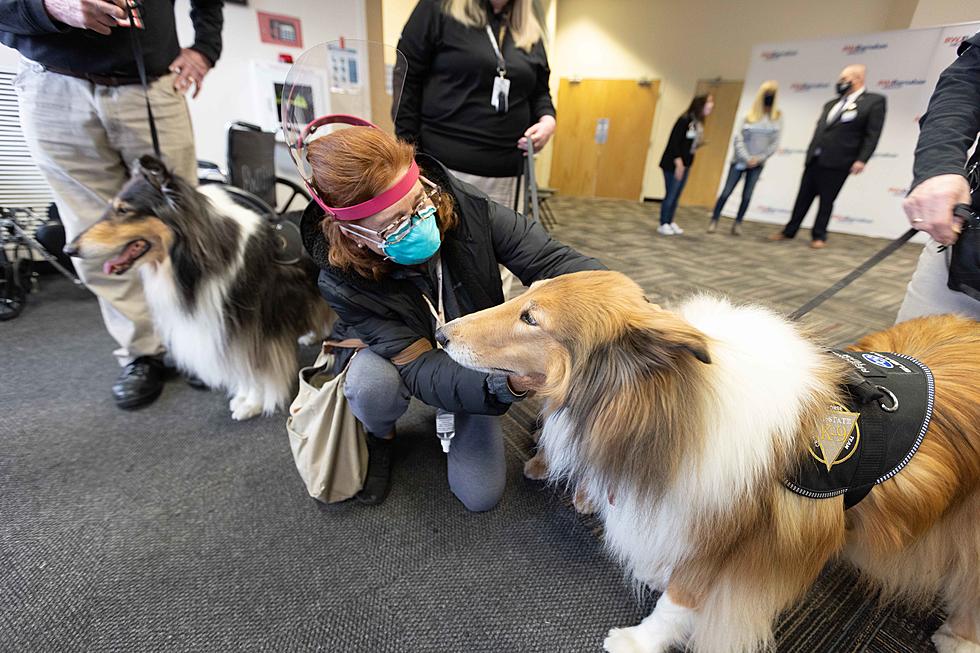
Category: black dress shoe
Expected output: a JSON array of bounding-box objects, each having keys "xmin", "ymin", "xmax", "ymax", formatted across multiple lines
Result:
[
  {"xmin": 112, "ymin": 356, "xmax": 166, "ymax": 409},
  {"xmin": 355, "ymin": 432, "xmax": 394, "ymax": 505}
]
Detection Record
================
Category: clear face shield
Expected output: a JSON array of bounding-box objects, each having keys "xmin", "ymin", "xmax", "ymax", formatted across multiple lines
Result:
[{"xmin": 280, "ymin": 40, "xmax": 408, "ymax": 214}]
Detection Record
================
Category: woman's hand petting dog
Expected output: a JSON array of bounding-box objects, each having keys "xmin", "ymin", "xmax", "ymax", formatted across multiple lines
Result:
[{"xmin": 507, "ymin": 373, "xmax": 546, "ymax": 395}]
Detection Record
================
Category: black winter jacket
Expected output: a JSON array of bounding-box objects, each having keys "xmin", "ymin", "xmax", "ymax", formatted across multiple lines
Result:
[
  {"xmin": 0, "ymin": 0, "xmax": 223, "ymax": 76},
  {"xmin": 300, "ymin": 154, "xmax": 605, "ymax": 416},
  {"xmin": 804, "ymin": 91, "xmax": 887, "ymax": 170}
]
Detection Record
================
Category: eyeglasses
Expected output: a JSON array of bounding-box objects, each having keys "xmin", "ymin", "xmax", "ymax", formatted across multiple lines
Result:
[{"xmin": 375, "ymin": 176, "xmax": 440, "ymax": 245}]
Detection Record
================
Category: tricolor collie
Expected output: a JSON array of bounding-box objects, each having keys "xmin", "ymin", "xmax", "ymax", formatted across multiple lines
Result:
[
  {"xmin": 67, "ymin": 156, "xmax": 333, "ymax": 420},
  {"xmin": 438, "ymin": 270, "xmax": 980, "ymax": 653}
]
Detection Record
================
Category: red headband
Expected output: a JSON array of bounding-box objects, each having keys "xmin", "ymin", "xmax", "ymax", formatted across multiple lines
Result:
[{"xmin": 299, "ymin": 114, "xmax": 419, "ymax": 221}]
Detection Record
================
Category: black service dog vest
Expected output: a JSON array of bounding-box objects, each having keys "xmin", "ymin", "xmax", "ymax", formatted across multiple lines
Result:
[{"xmin": 783, "ymin": 350, "xmax": 934, "ymax": 508}]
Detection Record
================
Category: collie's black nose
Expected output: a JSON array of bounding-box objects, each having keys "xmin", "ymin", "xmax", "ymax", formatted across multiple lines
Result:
[
  {"xmin": 63, "ymin": 243, "xmax": 78, "ymax": 257},
  {"xmin": 435, "ymin": 327, "xmax": 449, "ymax": 347}
]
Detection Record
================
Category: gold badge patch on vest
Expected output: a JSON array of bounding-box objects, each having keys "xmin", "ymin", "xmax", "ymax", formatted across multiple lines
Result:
[{"xmin": 809, "ymin": 403, "xmax": 861, "ymax": 471}]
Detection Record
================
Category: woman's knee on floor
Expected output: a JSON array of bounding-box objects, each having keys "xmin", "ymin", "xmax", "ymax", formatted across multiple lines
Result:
[{"xmin": 447, "ymin": 414, "xmax": 507, "ymax": 512}]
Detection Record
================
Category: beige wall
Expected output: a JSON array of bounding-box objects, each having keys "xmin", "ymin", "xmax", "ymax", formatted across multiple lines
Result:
[
  {"xmin": 552, "ymin": 0, "xmax": 920, "ymax": 199},
  {"xmin": 910, "ymin": 0, "xmax": 980, "ymax": 27}
]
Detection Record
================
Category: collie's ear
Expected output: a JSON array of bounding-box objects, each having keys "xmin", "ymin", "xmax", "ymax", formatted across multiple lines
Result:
[
  {"xmin": 633, "ymin": 314, "xmax": 712, "ymax": 366},
  {"xmin": 133, "ymin": 155, "xmax": 171, "ymax": 190}
]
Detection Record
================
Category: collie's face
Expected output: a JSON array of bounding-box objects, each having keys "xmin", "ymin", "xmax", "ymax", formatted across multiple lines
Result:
[
  {"xmin": 439, "ymin": 270, "xmax": 710, "ymax": 395},
  {"xmin": 64, "ymin": 156, "xmax": 176, "ymax": 275}
]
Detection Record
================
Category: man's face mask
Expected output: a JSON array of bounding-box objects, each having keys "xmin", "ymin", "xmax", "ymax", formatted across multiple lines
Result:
[
  {"xmin": 763, "ymin": 92, "xmax": 775, "ymax": 108},
  {"xmin": 836, "ymin": 80, "xmax": 853, "ymax": 96}
]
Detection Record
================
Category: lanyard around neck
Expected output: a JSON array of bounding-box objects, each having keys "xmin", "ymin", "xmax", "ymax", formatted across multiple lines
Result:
[
  {"xmin": 485, "ymin": 22, "xmax": 507, "ymax": 75},
  {"xmin": 422, "ymin": 260, "xmax": 445, "ymax": 341}
]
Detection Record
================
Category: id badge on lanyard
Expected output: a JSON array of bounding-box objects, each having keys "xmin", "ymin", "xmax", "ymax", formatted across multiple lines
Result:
[
  {"xmin": 486, "ymin": 24, "xmax": 509, "ymax": 113},
  {"xmin": 422, "ymin": 263, "xmax": 457, "ymax": 452}
]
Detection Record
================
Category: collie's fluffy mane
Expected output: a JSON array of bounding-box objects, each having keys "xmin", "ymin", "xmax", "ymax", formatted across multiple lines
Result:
[{"xmin": 122, "ymin": 157, "xmax": 242, "ymax": 307}]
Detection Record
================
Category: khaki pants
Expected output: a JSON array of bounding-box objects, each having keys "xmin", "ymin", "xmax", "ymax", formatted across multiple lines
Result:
[
  {"xmin": 447, "ymin": 169, "xmax": 522, "ymax": 299},
  {"xmin": 14, "ymin": 59, "xmax": 197, "ymax": 365}
]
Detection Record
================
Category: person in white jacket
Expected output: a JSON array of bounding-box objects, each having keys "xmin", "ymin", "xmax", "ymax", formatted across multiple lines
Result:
[{"xmin": 708, "ymin": 81, "xmax": 783, "ymax": 235}]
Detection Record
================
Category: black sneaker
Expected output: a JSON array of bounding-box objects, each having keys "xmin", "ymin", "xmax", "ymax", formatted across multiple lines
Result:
[
  {"xmin": 112, "ymin": 356, "xmax": 167, "ymax": 410},
  {"xmin": 355, "ymin": 432, "xmax": 394, "ymax": 505}
]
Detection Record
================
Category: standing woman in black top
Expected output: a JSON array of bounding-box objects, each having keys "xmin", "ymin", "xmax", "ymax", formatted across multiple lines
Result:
[
  {"xmin": 394, "ymin": 0, "xmax": 556, "ymax": 207},
  {"xmin": 657, "ymin": 94, "xmax": 714, "ymax": 236}
]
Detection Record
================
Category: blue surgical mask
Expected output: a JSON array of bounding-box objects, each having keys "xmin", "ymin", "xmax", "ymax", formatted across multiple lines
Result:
[
  {"xmin": 382, "ymin": 206, "xmax": 441, "ymax": 265},
  {"xmin": 342, "ymin": 205, "xmax": 441, "ymax": 265}
]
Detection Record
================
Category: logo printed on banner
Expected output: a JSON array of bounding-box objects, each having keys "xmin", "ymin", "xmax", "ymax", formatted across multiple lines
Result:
[
  {"xmin": 944, "ymin": 35, "xmax": 970, "ymax": 47},
  {"xmin": 761, "ymin": 49, "xmax": 799, "ymax": 60},
  {"xmin": 888, "ymin": 187, "xmax": 909, "ymax": 197},
  {"xmin": 775, "ymin": 147, "xmax": 807, "ymax": 156},
  {"xmin": 791, "ymin": 82, "xmax": 831, "ymax": 92},
  {"xmin": 842, "ymin": 43, "xmax": 888, "ymax": 55},
  {"xmin": 832, "ymin": 214, "xmax": 874, "ymax": 224},
  {"xmin": 871, "ymin": 152, "xmax": 899, "ymax": 159},
  {"xmin": 756, "ymin": 204, "xmax": 791, "ymax": 215},
  {"xmin": 878, "ymin": 79, "xmax": 927, "ymax": 90}
]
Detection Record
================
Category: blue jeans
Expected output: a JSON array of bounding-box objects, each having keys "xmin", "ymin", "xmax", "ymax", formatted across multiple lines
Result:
[
  {"xmin": 711, "ymin": 163, "xmax": 764, "ymax": 223},
  {"xmin": 660, "ymin": 167, "xmax": 690, "ymax": 225}
]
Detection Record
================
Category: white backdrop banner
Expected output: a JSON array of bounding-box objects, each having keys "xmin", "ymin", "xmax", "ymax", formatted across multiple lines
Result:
[{"xmin": 717, "ymin": 22, "xmax": 980, "ymax": 239}]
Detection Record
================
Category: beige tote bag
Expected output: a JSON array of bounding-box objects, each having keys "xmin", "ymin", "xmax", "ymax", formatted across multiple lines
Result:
[{"xmin": 286, "ymin": 340, "xmax": 368, "ymax": 503}]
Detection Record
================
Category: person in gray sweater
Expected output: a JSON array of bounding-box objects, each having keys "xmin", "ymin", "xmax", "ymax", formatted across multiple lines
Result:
[{"xmin": 709, "ymin": 81, "xmax": 783, "ymax": 235}]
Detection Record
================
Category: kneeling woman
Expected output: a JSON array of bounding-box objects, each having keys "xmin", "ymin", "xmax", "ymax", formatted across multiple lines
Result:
[{"xmin": 299, "ymin": 119, "xmax": 604, "ymax": 511}]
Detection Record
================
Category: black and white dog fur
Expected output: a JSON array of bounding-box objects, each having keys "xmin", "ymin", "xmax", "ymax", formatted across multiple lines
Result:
[{"xmin": 67, "ymin": 156, "xmax": 333, "ymax": 420}]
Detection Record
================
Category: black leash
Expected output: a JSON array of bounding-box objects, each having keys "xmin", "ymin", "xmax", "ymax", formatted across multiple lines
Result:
[
  {"xmin": 788, "ymin": 228, "xmax": 917, "ymax": 321},
  {"xmin": 125, "ymin": 1, "xmax": 161, "ymax": 159}
]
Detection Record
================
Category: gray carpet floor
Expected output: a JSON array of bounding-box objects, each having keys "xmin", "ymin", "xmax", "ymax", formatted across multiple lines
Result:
[{"xmin": 0, "ymin": 201, "xmax": 943, "ymax": 652}]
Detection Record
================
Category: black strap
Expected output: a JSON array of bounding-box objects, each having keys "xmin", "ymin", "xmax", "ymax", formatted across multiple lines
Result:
[
  {"xmin": 125, "ymin": 2, "xmax": 161, "ymax": 159},
  {"xmin": 789, "ymin": 229, "xmax": 917, "ymax": 321},
  {"xmin": 843, "ymin": 402, "xmax": 888, "ymax": 509}
]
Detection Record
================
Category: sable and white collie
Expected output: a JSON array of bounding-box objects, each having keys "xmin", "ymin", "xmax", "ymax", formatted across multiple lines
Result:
[
  {"xmin": 438, "ymin": 270, "xmax": 980, "ymax": 653},
  {"xmin": 67, "ymin": 156, "xmax": 333, "ymax": 420}
]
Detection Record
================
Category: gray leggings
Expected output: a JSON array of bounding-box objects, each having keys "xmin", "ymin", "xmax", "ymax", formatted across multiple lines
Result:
[{"xmin": 344, "ymin": 349, "xmax": 506, "ymax": 512}]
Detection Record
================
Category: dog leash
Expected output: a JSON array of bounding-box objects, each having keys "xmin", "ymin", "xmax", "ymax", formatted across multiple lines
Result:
[
  {"xmin": 787, "ymin": 228, "xmax": 917, "ymax": 321},
  {"xmin": 125, "ymin": 0, "xmax": 162, "ymax": 159},
  {"xmin": 789, "ymin": 204, "xmax": 976, "ymax": 321}
]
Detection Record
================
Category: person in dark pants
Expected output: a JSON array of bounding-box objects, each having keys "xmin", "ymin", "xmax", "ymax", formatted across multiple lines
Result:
[
  {"xmin": 709, "ymin": 81, "xmax": 782, "ymax": 235},
  {"xmin": 1, "ymin": 0, "xmax": 222, "ymax": 409},
  {"xmin": 769, "ymin": 64, "xmax": 886, "ymax": 249},
  {"xmin": 897, "ymin": 31, "xmax": 980, "ymax": 324},
  {"xmin": 658, "ymin": 94, "xmax": 714, "ymax": 236}
]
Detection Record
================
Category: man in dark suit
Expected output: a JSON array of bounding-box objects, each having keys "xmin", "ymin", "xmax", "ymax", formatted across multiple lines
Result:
[{"xmin": 770, "ymin": 64, "xmax": 887, "ymax": 249}]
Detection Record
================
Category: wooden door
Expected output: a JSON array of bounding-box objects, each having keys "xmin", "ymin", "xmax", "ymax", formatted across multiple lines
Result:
[
  {"xmin": 680, "ymin": 79, "xmax": 744, "ymax": 207},
  {"xmin": 550, "ymin": 78, "xmax": 659, "ymax": 200}
]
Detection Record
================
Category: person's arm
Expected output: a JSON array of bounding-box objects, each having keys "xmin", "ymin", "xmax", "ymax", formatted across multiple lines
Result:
[
  {"xmin": 166, "ymin": 0, "xmax": 222, "ymax": 97},
  {"xmin": 911, "ymin": 35, "xmax": 980, "ymax": 188},
  {"xmin": 903, "ymin": 34, "xmax": 980, "ymax": 245},
  {"xmin": 518, "ymin": 40, "xmax": 557, "ymax": 151},
  {"xmin": 762, "ymin": 116, "xmax": 782, "ymax": 161},
  {"xmin": 0, "ymin": 0, "xmax": 62, "ymax": 33},
  {"xmin": 1, "ymin": 0, "xmax": 124, "ymax": 35},
  {"xmin": 322, "ymin": 278, "xmax": 516, "ymax": 415},
  {"xmin": 188, "ymin": 0, "xmax": 222, "ymax": 66},
  {"xmin": 392, "ymin": 0, "xmax": 439, "ymax": 144},
  {"xmin": 856, "ymin": 95, "xmax": 886, "ymax": 164},
  {"xmin": 732, "ymin": 118, "xmax": 750, "ymax": 162},
  {"xmin": 489, "ymin": 199, "xmax": 605, "ymax": 287}
]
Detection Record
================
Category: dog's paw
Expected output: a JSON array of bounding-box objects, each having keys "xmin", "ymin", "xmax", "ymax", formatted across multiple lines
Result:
[
  {"xmin": 297, "ymin": 331, "xmax": 319, "ymax": 347},
  {"xmin": 932, "ymin": 625, "xmax": 980, "ymax": 653},
  {"xmin": 231, "ymin": 401, "xmax": 263, "ymax": 421},
  {"xmin": 229, "ymin": 394, "xmax": 246, "ymax": 412},
  {"xmin": 573, "ymin": 483, "xmax": 597, "ymax": 515},
  {"xmin": 603, "ymin": 626, "xmax": 656, "ymax": 653},
  {"xmin": 523, "ymin": 451, "xmax": 549, "ymax": 480}
]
